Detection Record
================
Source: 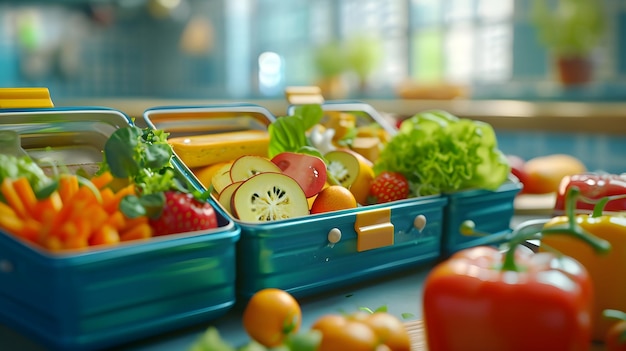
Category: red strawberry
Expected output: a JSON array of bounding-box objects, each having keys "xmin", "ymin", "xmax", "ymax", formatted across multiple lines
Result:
[
  {"xmin": 149, "ymin": 191, "xmax": 218, "ymax": 236},
  {"xmin": 369, "ymin": 171, "xmax": 410, "ymax": 204}
]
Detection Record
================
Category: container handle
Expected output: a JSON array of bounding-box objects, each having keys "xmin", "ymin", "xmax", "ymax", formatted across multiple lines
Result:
[{"xmin": 0, "ymin": 88, "xmax": 54, "ymax": 109}]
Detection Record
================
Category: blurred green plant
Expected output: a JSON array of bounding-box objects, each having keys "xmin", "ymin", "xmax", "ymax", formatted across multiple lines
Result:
[
  {"xmin": 530, "ymin": 0, "xmax": 606, "ymax": 57},
  {"xmin": 313, "ymin": 35, "xmax": 382, "ymax": 92},
  {"xmin": 313, "ymin": 41, "xmax": 346, "ymax": 78}
]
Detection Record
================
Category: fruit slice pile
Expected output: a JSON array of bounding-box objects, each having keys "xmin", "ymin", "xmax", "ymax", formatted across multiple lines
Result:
[{"xmin": 209, "ymin": 154, "xmax": 316, "ymax": 222}]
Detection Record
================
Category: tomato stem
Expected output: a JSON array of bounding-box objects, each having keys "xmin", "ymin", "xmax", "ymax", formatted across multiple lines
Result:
[{"xmin": 502, "ymin": 186, "xmax": 611, "ymax": 272}]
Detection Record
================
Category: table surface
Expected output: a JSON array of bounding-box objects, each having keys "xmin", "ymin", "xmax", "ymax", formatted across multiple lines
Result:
[
  {"xmin": 2, "ymin": 215, "xmax": 606, "ymax": 351},
  {"xmin": 2, "ymin": 265, "xmax": 433, "ymax": 351}
]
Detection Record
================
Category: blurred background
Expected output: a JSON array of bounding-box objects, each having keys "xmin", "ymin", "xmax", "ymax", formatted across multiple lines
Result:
[
  {"xmin": 0, "ymin": 0, "xmax": 625, "ymax": 177},
  {"xmin": 0, "ymin": 0, "xmax": 621, "ymax": 101}
]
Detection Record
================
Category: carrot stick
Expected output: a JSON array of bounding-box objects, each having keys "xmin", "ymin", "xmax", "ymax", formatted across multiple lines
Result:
[
  {"xmin": 122, "ymin": 215, "xmax": 149, "ymax": 230},
  {"xmin": 11, "ymin": 177, "xmax": 37, "ymax": 215},
  {"xmin": 103, "ymin": 184, "xmax": 136, "ymax": 214},
  {"xmin": 50, "ymin": 186, "xmax": 98, "ymax": 234},
  {"xmin": 43, "ymin": 235, "xmax": 63, "ymax": 251},
  {"xmin": 99, "ymin": 187, "xmax": 115, "ymax": 209},
  {"xmin": 90, "ymin": 171, "xmax": 114, "ymax": 190},
  {"xmin": 18, "ymin": 218, "xmax": 42, "ymax": 243},
  {"xmin": 1, "ymin": 178, "xmax": 28, "ymax": 219},
  {"xmin": 105, "ymin": 210, "xmax": 127, "ymax": 230},
  {"xmin": 119, "ymin": 222, "xmax": 153, "ymax": 242},
  {"xmin": 0, "ymin": 212, "xmax": 24, "ymax": 235},
  {"xmin": 89, "ymin": 225, "xmax": 120, "ymax": 246},
  {"xmin": 32, "ymin": 191, "xmax": 63, "ymax": 223},
  {"xmin": 58, "ymin": 175, "xmax": 79, "ymax": 204},
  {"xmin": 0, "ymin": 200, "xmax": 17, "ymax": 218}
]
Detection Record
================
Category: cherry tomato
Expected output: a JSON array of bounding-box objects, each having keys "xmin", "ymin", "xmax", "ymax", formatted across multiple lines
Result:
[
  {"xmin": 271, "ymin": 152, "xmax": 328, "ymax": 198},
  {"xmin": 242, "ymin": 288, "xmax": 302, "ymax": 347}
]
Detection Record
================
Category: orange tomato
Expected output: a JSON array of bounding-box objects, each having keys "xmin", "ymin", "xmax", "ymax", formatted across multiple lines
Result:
[
  {"xmin": 242, "ymin": 288, "xmax": 302, "ymax": 347},
  {"xmin": 311, "ymin": 314, "xmax": 379, "ymax": 351},
  {"xmin": 310, "ymin": 185, "xmax": 358, "ymax": 214},
  {"xmin": 359, "ymin": 312, "xmax": 411, "ymax": 351}
]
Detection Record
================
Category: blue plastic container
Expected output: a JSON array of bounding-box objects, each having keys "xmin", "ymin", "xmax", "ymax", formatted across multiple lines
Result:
[
  {"xmin": 441, "ymin": 180, "xmax": 522, "ymax": 256},
  {"xmin": 0, "ymin": 98, "xmax": 240, "ymax": 351},
  {"xmin": 143, "ymin": 103, "xmax": 448, "ymax": 299}
]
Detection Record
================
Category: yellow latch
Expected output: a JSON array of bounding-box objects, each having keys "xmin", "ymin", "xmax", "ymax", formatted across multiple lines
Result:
[
  {"xmin": 354, "ymin": 207, "xmax": 394, "ymax": 252},
  {"xmin": 0, "ymin": 88, "xmax": 54, "ymax": 109}
]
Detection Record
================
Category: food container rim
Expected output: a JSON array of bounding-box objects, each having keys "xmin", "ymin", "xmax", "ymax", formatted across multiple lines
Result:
[{"xmin": 0, "ymin": 221, "xmax": 240, "ymax": 263}]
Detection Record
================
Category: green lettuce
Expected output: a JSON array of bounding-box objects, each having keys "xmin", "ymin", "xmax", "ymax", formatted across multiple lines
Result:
[
  {"xmin": 0, "ymin": 154, "xmax": 52, "ymax": 195},
  {"xmin": 374, "ymin": 110, "xmax": 510, "ymax": 196}
]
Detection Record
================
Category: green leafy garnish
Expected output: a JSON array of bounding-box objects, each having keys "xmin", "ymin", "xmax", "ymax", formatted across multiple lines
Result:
[
  {"xmin": 97, "ymin": 126, "xmax": 187, "ymax": 218},
  {"xmin": 374, "ymin": 109, "xmax": 510, "ymax": 196},
  {"xmin": 268, "ymin": 104, "xmax": 324, "ymax": 160}
]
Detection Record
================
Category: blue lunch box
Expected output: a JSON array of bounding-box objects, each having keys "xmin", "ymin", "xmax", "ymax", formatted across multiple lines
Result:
[
  {"xmin": 302, "ymin": 100, "xmax": 523, "ymax": 257},
  {"xmin": 0, "ymin": 88, "xmax": 240, "ymax": 351},
  {"xmin": 142, "ymin": 103, "xmax": 448, "ymax": 299}
]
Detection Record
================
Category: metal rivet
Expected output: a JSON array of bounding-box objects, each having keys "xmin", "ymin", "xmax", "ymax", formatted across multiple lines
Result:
[
  {"xmin": 328, "ymin": 228, "xmax": 342, "ymax": 244},
  {"xmin": 414, "ymin": 215, "xmax": 427, "ymax": 232}
]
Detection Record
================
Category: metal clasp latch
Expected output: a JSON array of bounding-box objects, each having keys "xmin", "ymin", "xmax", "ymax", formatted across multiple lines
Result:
[{"xmin": 354, "ymin": 207, "xmax": 394, "ymax": 252}]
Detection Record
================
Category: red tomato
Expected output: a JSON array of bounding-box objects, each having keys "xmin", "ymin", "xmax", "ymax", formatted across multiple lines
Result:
[
  {"xmin": 554, "ymin": 174, "xmax": 626, "ymax": 214},
  {"xmin": 271, "ymin": 152, "xmax": 328, "ymax": 198}
]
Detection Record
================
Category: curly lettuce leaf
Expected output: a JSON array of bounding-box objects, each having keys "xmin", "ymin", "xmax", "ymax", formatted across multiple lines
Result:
[{"xmin": 374, "ymin": 110, "xmax": 510, "ymax": 196}]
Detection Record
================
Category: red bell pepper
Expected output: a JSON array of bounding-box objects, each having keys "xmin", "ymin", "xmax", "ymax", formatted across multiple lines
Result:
[
  {"xmin": 554, "ymin": 173, "xmax": 626, "ymax": 215},
  {"xmin": 423, "ymin": 187, "xmax": 611, "ymax": 351}
]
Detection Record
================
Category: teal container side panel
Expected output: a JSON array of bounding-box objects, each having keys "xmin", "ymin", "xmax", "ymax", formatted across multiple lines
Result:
[
  {"xmin": 0, "ymin": 230, "xmax": 239, "ymax": 351},
  {"xmin": 442, "ymin": 182, "xmax": 521, "ymax": 256},
  {"xmin": 236, "ymin": 196, "xmax": 447, "ymax": 299}
]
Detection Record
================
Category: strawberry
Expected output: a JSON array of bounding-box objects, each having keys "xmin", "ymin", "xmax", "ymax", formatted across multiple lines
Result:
[
  {"xmin": 369, "ymin": 171, "xmax": 410, "ymax": 204},
  {"xmin": 149, "ymin": 191, "xmax": 218, "ymax": 236}
]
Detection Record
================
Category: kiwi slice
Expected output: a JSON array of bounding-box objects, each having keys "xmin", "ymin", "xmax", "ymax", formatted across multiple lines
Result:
[
  {"xmin": 231, "ymin": 172, "xmax": 309, "ymax": 222},
  {"xmin": 325, "ymin": 150, "xmax": 361, "ymax": 188}
]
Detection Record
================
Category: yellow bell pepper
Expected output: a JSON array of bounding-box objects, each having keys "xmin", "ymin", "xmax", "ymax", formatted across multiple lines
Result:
[{"xmin": 542, "ymin": 201, "xmax": 626, "ymax": 341}]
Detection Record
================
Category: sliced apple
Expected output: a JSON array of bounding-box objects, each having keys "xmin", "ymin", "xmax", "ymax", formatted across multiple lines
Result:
[
  {"xmin": 231, "ymin": 172, "xmax": 309, "ymax": 222},
  {"xmin": 230, "ymin": 155, "xmax": 281, "ymax": 183},
  {"xmin": 211, "ymin": 162, "xmax": 234, "ymax": 194},
  {"xmin": 218, "ymin": 181, "xmax": 243, "ymax": 216}
]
